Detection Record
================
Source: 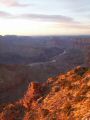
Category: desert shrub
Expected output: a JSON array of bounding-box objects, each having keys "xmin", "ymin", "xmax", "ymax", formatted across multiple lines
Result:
[
  {"xmin": 81, "ymin": 86, "xmax": 90, "ymax": 95},
  {"xmin": 75, "ymin": 95, "xmax": 86, "ymax": 102},
  {"xmin": 41, "ymin": 109, "xmax": 49, "ymax": 117},
  {"xmin": 75, "ymin": 67, "xmax": 88, "ymax": 76},
  {"xmin": 63, "ymin": 102, "xmax": 73, "ymax": 116},
  {"xmin": 60, "ymin": 79, "xmax": 71, "ymax": 89}
]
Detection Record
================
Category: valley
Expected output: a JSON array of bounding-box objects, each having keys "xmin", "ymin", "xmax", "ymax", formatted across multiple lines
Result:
[{"xmin": 0, "ymin": 36, "xmax": 88, "ymax": 104}]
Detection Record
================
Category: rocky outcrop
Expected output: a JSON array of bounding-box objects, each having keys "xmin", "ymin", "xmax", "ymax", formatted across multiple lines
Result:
[
  {"xmin": 0, "ymin": 66, "xmax": 90, "ymax": 120},
  {"xmin": 21, "ymin": 82, "xmax": 44, "ymax": 109}
]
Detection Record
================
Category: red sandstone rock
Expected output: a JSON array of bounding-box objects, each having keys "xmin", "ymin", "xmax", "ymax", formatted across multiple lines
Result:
[{"xmin": 0, "ymin": 67, "xmax": 90, "ymax": 120}]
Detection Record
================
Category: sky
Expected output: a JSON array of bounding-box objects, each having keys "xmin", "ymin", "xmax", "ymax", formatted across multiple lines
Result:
[{"xmin": 0, "ymin": 0, "xmax": 90, "ymax": 36}]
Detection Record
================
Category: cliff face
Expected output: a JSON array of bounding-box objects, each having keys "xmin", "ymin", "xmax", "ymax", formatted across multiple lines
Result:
[{"xmin": 0, "ymin": 66, "xmax": 90, "ymax": 120}]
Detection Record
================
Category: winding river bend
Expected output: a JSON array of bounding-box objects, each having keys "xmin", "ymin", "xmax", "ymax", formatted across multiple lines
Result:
[{"xmin": 28, "ymin": 50, "xmax": 66, "ymax": 67}]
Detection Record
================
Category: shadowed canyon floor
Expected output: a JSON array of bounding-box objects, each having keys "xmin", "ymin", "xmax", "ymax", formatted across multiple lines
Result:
[{"xmin": 0, "ymin": 66, "xmax": 90, "ymax": 120}]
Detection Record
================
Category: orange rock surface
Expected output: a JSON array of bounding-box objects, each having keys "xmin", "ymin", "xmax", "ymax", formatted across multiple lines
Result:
[{"xmin": 0, "ymin": 66, "xmax": 90, "ymax": 120}]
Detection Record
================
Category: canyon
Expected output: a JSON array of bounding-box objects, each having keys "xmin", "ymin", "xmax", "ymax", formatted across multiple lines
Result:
[{"xmin": 0, "ymin": 36, "xmax": 90, "ymax": 119}]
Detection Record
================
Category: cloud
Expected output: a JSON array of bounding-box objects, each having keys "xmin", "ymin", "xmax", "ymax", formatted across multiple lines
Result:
[
  {"xmin": 0, "ymin": 10, "xmax": 90, "ymax": 33},
  {"xmin": 0, "ymin": 11, "xmax": 74, "ymax": 23},
  {"xmin": 0, "ymin": 11, "xmax": 12, "ymax": 18},
  {"xmin": 56, "ymin": 20, "xmax": 90, "ymax": 32},
  {"xmin": 18, "ymin": 14, "xmax": 74, "ymax": 23},
  {"xmin": 19, "ymin": 13, "xmax": 90, "ymax": 31},
  {"xmin": 0, "ymin": 0, "xmax": 30, "ymax": 7},
  {"xmin": 0, "ymin": 11, "xmax": 80, "ymax": 26}
]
